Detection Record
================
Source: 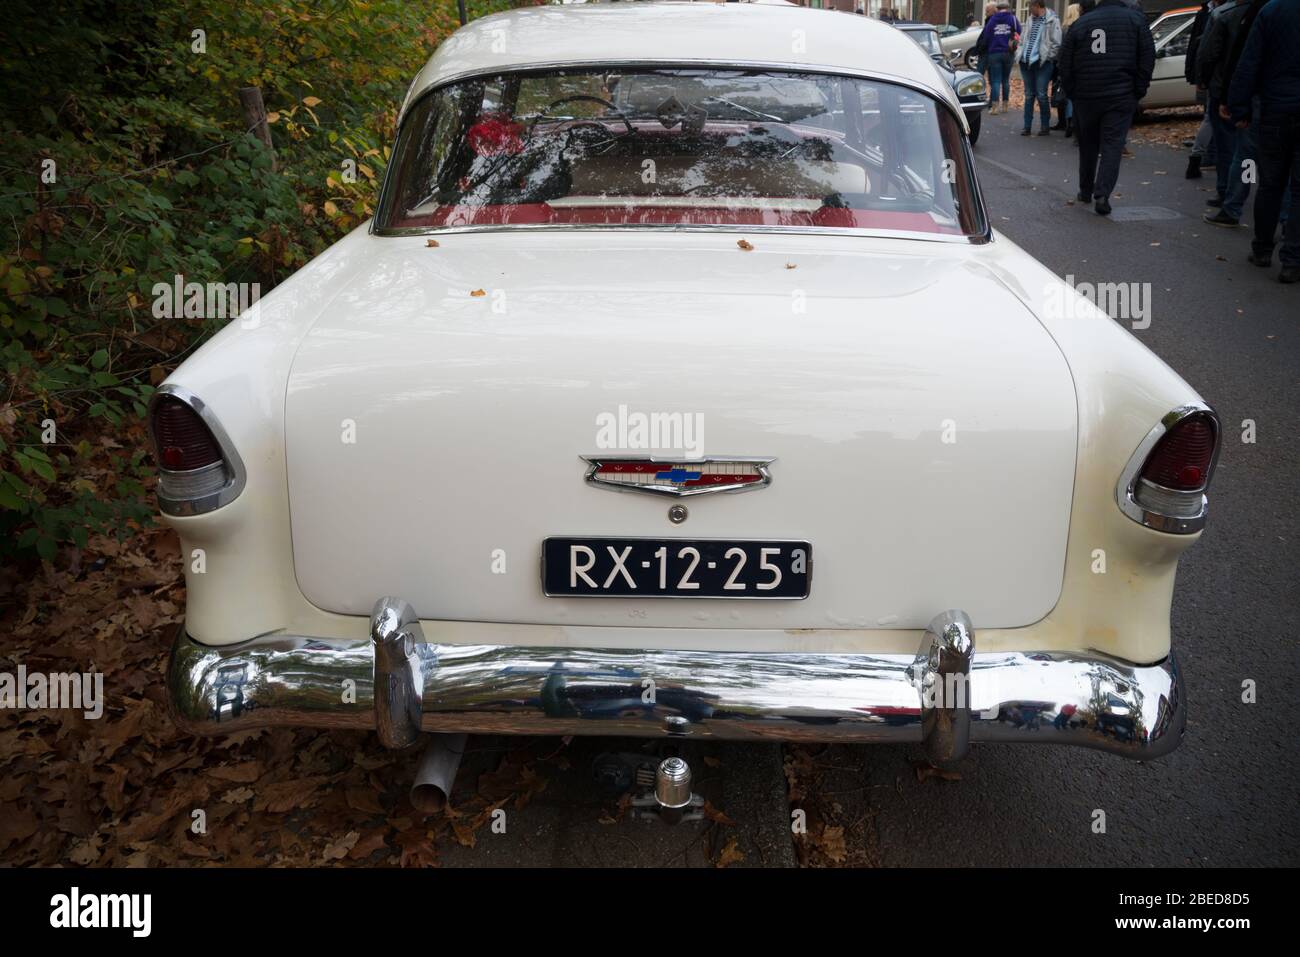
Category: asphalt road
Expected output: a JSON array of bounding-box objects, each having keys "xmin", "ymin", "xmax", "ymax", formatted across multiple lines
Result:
[{"xmin": 442, "ymin": 107, "xmax": 1299, "ymax": 868}]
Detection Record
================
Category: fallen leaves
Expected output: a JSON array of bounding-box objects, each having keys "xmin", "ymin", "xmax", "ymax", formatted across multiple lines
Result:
[
  {"xmin": 0, "ymin": 522, "xmax": 559, "ymax": 868},
  {"xmin": 783, "ymin": 745, "xmax": 878, "ymax": 867},
  {"xmin": 253, "ymin": 776, "xmax": 331, "ymax": 813},
  {"xmin": 425, "ymin": 239, "xmax": 440, "ymax": 248},
  {"xmin": 715, "ymin": 836, "xmax": 745, "ymax": 868},
  {"xmin": 737, "ymin": 239, "xmax": 753, "ymax": 251},
  {"xmin": 322, "ymin": 830, "xmax": 360, "ymax": 862}
]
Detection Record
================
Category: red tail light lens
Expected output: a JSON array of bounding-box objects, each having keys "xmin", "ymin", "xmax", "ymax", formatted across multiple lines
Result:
[
  {"xmin": 152, "ymin": 396, "xmax": 223, "ymax": 472},
  {"xmin": 1139, "ymin": 413, "xmax": 1217, "ymax": 491}
]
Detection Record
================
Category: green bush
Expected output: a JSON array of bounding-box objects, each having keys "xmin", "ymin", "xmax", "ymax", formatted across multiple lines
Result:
[{"xmin": 0, "ymin": 0, "xmax": 535, "ymax": 563}]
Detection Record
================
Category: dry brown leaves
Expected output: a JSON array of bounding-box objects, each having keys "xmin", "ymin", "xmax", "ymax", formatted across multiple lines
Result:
[
  {"xmin": 783, "ymin": 744, "xmax": 878, "ymax": 868},
  {"xmin": 0, "ymin": 525, "xmax": 556, "ymax": 867}
]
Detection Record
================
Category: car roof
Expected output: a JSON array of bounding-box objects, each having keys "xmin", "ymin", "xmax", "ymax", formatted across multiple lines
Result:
[{"xmin": 401, "ymin": 3, "xmax": 958, "ymax": 119}]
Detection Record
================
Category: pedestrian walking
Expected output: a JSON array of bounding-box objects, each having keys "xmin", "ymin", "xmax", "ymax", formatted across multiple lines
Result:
[
  {"xmin": 1019, "ymin": 1, "xmax": 1063, "ymax": 136},
  {"xmin": 1227, "ymin": 0, "xmax": 1300, "ymax": 283},
  {"xmin": 978, "ymin": 1, "xmax": 1021, "ymax": 114},
  {"xmin": 1206, "ymin": 0, "xmax": 1270, "ymax": 227},
  {"xmin": 1058, "ymin": 0, "xmax": 1155, "ymax": 215},
  {"xmin": 1197, "ymin": 0, "xmax": 1251, "ymax": 208},
  {"xmin": 1185, "ymin": 1, "xmax": 1218, "ymax": 178},
  {"xmin": 1053, "ymin": 2, "xmax": 1084, "ymax": 136}
]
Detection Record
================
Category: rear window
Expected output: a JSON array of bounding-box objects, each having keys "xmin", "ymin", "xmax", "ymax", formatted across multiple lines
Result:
[{"xmin": 378, "ymin": 67, "xmax": 985, "ymax": 238}]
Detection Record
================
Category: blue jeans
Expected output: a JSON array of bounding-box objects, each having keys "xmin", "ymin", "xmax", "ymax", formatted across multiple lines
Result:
[
  {"xmin": 1207, "ymin": 94, "xmax": 1239, "ymax": 200},
  {"xmin": 1223, "ymin": 99, "xmax": 1260, "ymax": 220},
  {"xmin": 986, "ymin": 52, "xmax": 1012, "ymax": 104},
  {"xmin": 1019, "ymin": 60, "xmax": 1052, "ymax": 131}
]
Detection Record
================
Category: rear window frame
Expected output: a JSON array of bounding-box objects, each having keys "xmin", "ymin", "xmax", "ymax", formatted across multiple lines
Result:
[{"xmin": 372, "ymin": 61, "xmax": 991, "ymax": 245}]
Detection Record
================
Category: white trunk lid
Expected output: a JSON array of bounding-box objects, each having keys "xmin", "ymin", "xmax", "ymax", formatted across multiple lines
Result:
[{"xmin": 285, "ymin": 231, "xmax": 1076, "ymax": 630}]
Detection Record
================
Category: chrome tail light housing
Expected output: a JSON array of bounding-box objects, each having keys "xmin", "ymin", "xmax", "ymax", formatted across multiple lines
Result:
[
  {"xmin": 147, "ymin": 385, "xmax": 246, "ymax": 516},
  {"xmin": 1116, "ymin": 404, "xmax": 1221, "ymax": 534}
]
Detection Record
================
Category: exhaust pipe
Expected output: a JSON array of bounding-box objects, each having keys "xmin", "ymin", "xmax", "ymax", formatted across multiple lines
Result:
[{"xmin": 410, "ymin": 733, "xmax": 467, "ymax": 814}]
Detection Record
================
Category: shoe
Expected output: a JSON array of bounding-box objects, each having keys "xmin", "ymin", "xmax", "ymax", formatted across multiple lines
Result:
[
  {"xmin": 1247, "ymin": 252, "xmax": 1272, "ymax": 268},
  {"xmin": 1077, "ymin": 190, "xmax": 1091, "ymax": 203},
  {"xmin": 1065, "ymin": 118, "xmax": 1074, "ymax": 138},
  {"xmin": 1038, "ymin": 129, "xmax": 1050, "ymax": 136},
  {"xmin": 1280, "ymin": 266, "xmax": 1300, "ymax": 284},
  {"xmin": 1203, "ymin": 210, "xmax": 1241, "ymax": 227},
  {"xmin": 1051, "ymin": 121, "xmax": 1066, "ymax": 131},
  {"xmin": 1021, "ymin": 128, "xmax": 1032, "ymax": 136},
  {"xmin": 1122, "ymin": 147, "xmax": 1135, "ymax": 159},
  {"xmin": 1202, "ymin": 160, "xmax": 1216, "ymax": 170},
  {"xmin": 1185, "ymin": 155, "xmax": 1202, "ymax": 179},
  {"xmin": 1206, "ymin": 197, "xmax": 1224, "ymax": 208},
  {"xmin": 1095, "ymin": 197, "xmax": 1112, "ymax": 216}
]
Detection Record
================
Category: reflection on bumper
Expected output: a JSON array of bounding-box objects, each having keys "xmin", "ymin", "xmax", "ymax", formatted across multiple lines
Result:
[
  {"xmin": 960, "ymin": 100, "xmax": 985, "ymax": 112},
  {"xmin": 168, "ymin": 602, "xmax": 1184, "ymax": 761}
]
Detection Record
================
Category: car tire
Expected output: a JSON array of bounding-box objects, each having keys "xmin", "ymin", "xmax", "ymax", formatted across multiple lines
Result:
[{"xmin": 967, "ymin": 111, "xmax": 981, "ymax": 145}]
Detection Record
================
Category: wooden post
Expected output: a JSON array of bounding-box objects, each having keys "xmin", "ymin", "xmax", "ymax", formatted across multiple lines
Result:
[{"xmin": 238, "ymin": 86, "xmax": 277, "ymax": 170}]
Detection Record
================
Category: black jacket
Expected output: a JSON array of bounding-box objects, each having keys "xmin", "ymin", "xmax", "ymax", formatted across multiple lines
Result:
[
  {"xmin": 1196, "ymin": 0, "xmax": 1249, "ymax": 93},
  {"xmin": 1216, "ymin": 0, "xmax": 1269, "ymax": 103},
  {"xmin": 1184, "ymin": 3, "xmax": 1212, "ymax": 85},
  {"xmin": 1059, "ymin": 0, "xmax": 1156, "ymax": 102},
  {"xmin": 1228, "ymin": 0, "xmax": 1300, "ymax": 120}
]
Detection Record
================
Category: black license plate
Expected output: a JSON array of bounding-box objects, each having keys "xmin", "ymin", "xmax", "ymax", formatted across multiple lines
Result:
[{"xmin": 542, "ymin": 537, "xmax": 811, "ymax": 599}]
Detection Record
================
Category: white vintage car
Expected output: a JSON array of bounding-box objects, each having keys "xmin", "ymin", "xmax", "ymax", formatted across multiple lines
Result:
[{"xmin": 159, "ymin": 3, "xmax": 1216, "ymax": 810}]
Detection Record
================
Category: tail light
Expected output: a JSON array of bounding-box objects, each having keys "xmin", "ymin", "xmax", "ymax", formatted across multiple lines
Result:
[
  {"xmin": 1117, "ymin": 405, "xmax": 1220, "ymax": 534},
  {"xmin": 148, "ymin": 387, "xmax": 245, "ymax": 516}
]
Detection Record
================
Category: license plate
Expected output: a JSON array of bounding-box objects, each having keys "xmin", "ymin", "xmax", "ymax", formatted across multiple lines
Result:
[{"xmin": 542, "ymin": 537, "xmax": 811, "ymax": 599}]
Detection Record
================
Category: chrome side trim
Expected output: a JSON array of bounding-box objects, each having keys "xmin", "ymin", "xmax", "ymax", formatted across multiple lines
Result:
[
  {"xmin": 1115, "ymin": 402, "xmax": 1220, "ymax": 534},
  {"xmin": 168, "ymin": 620, "xmax": 1185, "ymax": 760},
  {"xmin": 148, "ymin": 384, "xmax": 248, "ymax": 517}
]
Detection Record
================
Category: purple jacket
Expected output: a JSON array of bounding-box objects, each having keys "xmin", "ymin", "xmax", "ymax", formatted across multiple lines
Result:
[{"xmin": 979, "ymin": 11, "xmax": 1021, "ymax": 55}]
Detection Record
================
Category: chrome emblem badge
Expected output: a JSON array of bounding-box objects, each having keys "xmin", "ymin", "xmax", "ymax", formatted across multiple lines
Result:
[{"xmin": 581, "ymin": 457, "xmax": 774, "ymax": 497}]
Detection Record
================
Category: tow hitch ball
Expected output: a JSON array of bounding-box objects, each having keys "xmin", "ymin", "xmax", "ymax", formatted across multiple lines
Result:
[
  {"xmin": 595, "ymin": 752, "xmax": 705, "ymax": 824},
  {"xmin": 634, "ymin": 757, "xmax": 705, "ymax": 825}
]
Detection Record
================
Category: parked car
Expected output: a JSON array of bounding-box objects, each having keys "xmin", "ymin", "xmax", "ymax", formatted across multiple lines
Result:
[
  {"xmin": 160, "ymin": 4, "xmax": 1210, "ymax": 809},
  {"xmin": 895, "ymin": 21, "xmax": 987, "ymax": 143},
  {"xmin": 1140, "ymin": 5, "xmax": 1200, "ymax": 111},
  {"xmin": 940, "ymin": 21, "xmax": 984, "ymax": 68}
]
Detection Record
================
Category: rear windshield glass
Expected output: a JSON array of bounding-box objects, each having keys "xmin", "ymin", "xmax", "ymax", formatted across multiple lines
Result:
[{"xmin": 379, "ymin": 67, "xmax": 984, "ymax": 237}]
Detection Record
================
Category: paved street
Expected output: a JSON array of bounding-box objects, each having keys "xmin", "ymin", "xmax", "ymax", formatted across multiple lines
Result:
[{"xmin": 440, "ymin": 107, "xmax": 1299, "ymax": 868}]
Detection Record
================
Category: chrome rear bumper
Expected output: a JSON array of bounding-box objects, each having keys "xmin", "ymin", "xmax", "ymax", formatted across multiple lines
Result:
[{"xmin": 167, "ymin": 600, "xmax": 1184, "ymax": 761}]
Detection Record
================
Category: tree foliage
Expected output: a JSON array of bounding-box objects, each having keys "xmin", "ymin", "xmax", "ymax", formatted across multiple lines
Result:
[{"xmin": 0, "ymin": 0, "xmax": 534, "ymax": 563}]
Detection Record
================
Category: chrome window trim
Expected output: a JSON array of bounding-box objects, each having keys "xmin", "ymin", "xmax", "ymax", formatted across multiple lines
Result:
[
  {"xmin": 373, "ymin": 59, "xmax": 991, "ymax": 245},
  {"xmin": 1115, "ymin": 402, "xmax": 1220, "ymax": 534},
  {"xmin": 371, "ymin": 222, "xmax": 980, "ymax": 243},
  {"xmin": 148, "ymin": 383, "xmax": 248, "ymax": 517}
]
